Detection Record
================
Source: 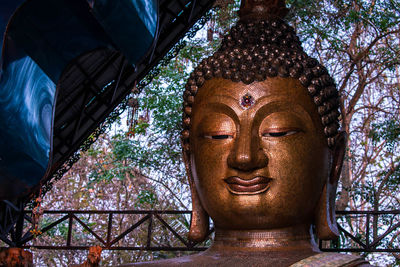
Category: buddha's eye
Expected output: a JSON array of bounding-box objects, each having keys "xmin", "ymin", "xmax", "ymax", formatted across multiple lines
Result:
[
  {"xmin": 204, "ymin": 134, "xmax": 234, "ymax": 139},
  {"xmin": 262, "ymin": 130, "xmax": 298, "ymax": 137}
]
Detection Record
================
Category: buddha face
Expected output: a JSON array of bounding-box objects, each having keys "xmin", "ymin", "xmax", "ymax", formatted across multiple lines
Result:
[{"xmin": 189, "ymin": 77, "xmax": 331, "ymax": 230}]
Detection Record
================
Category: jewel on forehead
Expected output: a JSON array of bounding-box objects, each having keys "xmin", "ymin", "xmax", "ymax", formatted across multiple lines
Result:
[{"xmin": 240, "ymin": 93, "xmax": 255, "ymax": 110}]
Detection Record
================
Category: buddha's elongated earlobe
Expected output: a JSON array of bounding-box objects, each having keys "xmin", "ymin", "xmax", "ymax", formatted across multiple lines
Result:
[
  {"xmin": 188, "ymin": 181, "xmax": 209, "ymax": 242},
  {"xmin": 182, "ymin": 147, "xmax": 209, "ymax": 242},
  {"xmin": 315, "ymin": 131, "xmax": 347, "ymax": 240}
]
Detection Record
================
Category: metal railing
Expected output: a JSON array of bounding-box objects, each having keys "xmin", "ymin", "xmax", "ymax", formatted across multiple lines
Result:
[
  {"xmin": 17, "ymin": 210, "xmax": 211, "ymax": 251},
  {"xmin": 1, "ymin": 208, "xmax": 399, "ymax": 253},
  {"xmin": 321, "ymin": 210, "xmax": 400, "ymax": 253}
]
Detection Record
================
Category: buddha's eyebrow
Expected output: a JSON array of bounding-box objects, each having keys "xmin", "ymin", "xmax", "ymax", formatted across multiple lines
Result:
[
  {"xmin": 198, "ymin": 102, "xmax": 239, "ymax": 122},
  {"xmin": 212, "ymin": 94, "xmax": 238, "ymax": 101},
  {"xmin": 253, "ymin": 102, "xmax": 314, "ymax": 126},
  {"xmin": 197, "ymin": 94, "xmax": 241, "ymax": 110}
]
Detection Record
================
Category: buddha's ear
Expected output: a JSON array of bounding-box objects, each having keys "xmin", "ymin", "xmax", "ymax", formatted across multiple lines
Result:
[
  {"xmin": 315, "ymin": 131, "xmax": 347, "ymax": 240},
  {"xmin": 182, "ymin": 147, "xmax": 209, "ymax": 242}
]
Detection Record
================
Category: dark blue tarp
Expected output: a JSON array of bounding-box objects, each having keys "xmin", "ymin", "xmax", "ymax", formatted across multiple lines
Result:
[{"xmin": 0, "ymin": 0, "xmax": 157, "ymax": 198}]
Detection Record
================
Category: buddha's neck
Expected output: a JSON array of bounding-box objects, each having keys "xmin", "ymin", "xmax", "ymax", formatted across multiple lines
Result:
[{"xmin": 209, "ymin": 224, "xmax": 319, "ymax": 252}]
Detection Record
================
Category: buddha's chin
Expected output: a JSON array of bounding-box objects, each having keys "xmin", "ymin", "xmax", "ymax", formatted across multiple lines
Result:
[
  {"xmin": 212, "ymin": 217, "xmax": 299, "ymax": 230},
  {"xmin": 209, "ymin": 209, "xmax": 276, "ymax": 230},
  {"xmin": 207, "ymin": 199, "xmax": 307, "ymax": 230}
]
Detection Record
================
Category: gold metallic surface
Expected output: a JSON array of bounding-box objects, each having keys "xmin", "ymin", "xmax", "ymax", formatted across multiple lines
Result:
[
  {"xmin": 182, "ymin": 146, "xmax": 209, "ymax": 242},
  {"xmin": 190, "ymin": 77, "xmax": 330, "ymax": 231},
  {"xmin": 212, "ymin": 227, "xmax": 313, "ymax": 249}
]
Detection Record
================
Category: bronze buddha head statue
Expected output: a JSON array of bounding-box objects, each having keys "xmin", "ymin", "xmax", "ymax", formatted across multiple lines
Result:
[{"xmin": 181, "ymin": 0, "xmax": 346, "ymax": 248}]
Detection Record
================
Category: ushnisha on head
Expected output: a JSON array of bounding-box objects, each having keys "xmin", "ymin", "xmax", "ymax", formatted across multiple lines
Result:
[{"xmin": 182, "ymin": 18, "xmax": 340, "ymax": 151}]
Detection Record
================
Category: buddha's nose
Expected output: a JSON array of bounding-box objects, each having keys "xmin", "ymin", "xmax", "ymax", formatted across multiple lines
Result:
[{"xmin": 227, "ymin": 131, "xmax": 268, "ymax": 171}]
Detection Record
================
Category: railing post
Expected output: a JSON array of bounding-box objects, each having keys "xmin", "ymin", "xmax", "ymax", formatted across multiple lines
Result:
[
  {"xmin": 366, "ymin": 213, "xmax": 370, "ymax": 249},
  {"xmin": 147, "ymin": 212, "xmax": 153, "ymax": 248},
  {"xmin": 106, "ymin": 213, "xmax": 113, "ymax": 247},
  {"xmin": 67, "ymin": 212, "xmax": 73, "ymax": 247}
]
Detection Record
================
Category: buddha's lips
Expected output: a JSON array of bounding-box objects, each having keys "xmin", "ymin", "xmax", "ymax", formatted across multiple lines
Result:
[{"xmin": 224, "ymin": 176, "xmax": 272, "ymax": 194}]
